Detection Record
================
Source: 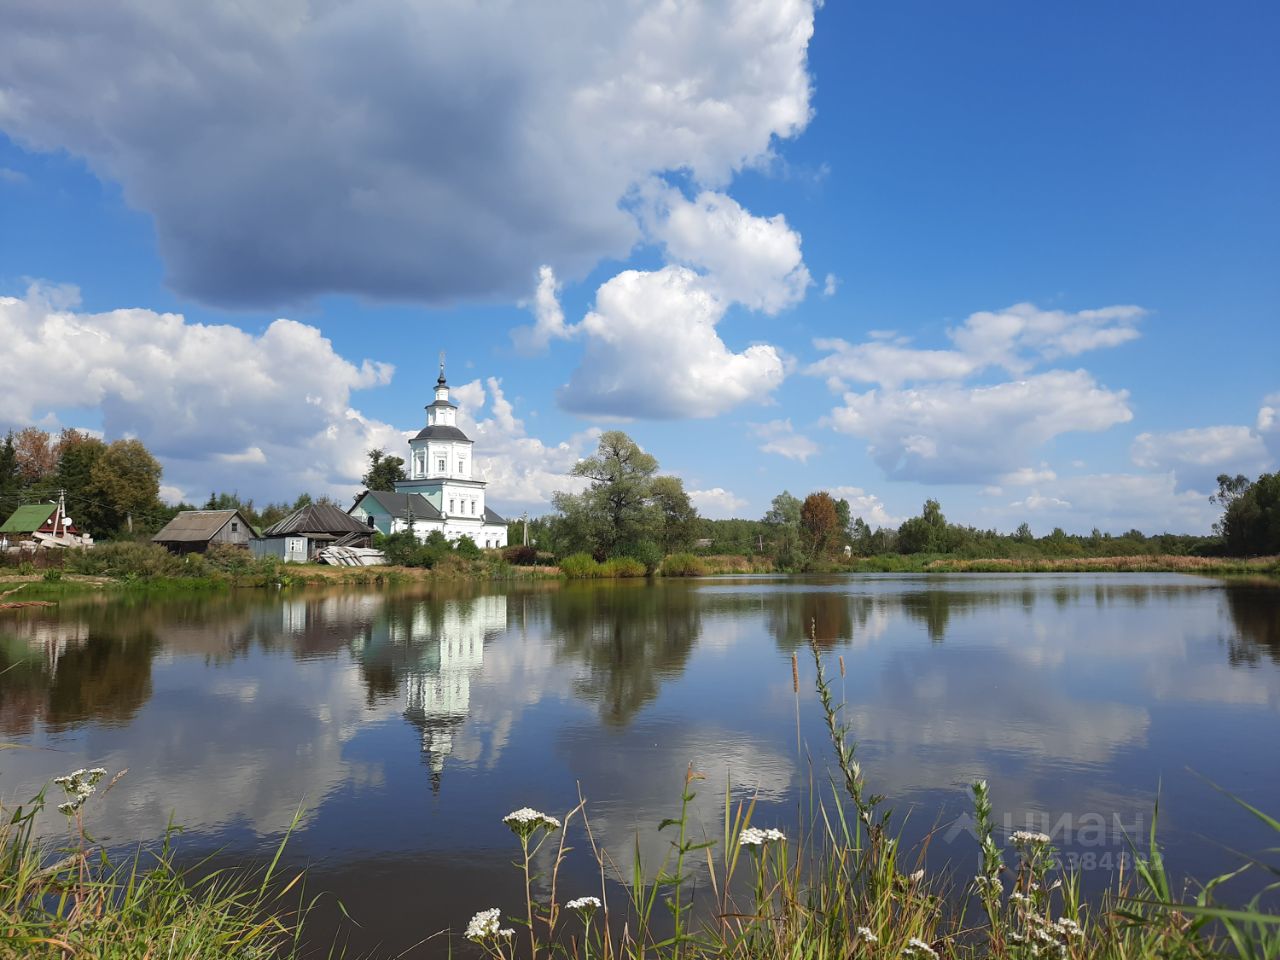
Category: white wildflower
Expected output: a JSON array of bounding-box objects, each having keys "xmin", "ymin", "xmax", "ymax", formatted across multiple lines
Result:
[
  {"xmin": 909, "ymin": 868, "xmax": 925, "ymax": 883},
  {"xmin": 974, "ymin": 874, "xmax": 1002, "ymax": 895},
  {"xmin": 1009, "ymin": 890, "xmax": 1033, "ymax": 905},
  {"xmin": 566, "ymin": 896, "xmax": 602, "ymax": 915},
  {"xmin": 856, "ymin": 926, "xmax": 878, "ymax": 944},
  {"xmin": 502, "ymin": 807, "xmax": 561, "ymax": 837},
  {"xmin": 905, "ymin": 937, "xmax": 938, "ymax": 959},
  {"xmin": 739, "ymin": 827, "xmax": 786, "ymax": 847},
  {"xmin": 1052, "ymin": 918, "xmax": 1083, "ymax": 939},
  {"xmin": 465, "ymin": 907, "xmax": 503, "ymax": 941},
  {"xmin": 52, "ymin": 767, "xmax": 107, "ymax": 815},
  {"xmin": 498, "ymin": 929, "xmax": 515, "ymax": 939},
  {"xmin": 1010, "ymin": 830, "xmax": 1051, "ymax": 846}
]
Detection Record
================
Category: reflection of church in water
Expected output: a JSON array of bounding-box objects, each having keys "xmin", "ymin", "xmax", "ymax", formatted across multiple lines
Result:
[{"xmin": 395, "ymin": 596, "xmax": 507, "ymax": 790}]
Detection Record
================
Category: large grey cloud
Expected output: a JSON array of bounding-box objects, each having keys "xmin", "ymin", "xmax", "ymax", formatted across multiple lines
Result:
[{"xmin": 0, "ymin": 0, "xmax": 815, "ymax": 307}]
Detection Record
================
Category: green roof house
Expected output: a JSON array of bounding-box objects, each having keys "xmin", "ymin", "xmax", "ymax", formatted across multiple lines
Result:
[
  {"xmin": 0, "ymin": 504, "xmax": 57, "ymax": 535},
  {"xmin": 1, "ymin": 503, "xmax": 86, "ymax": 542}
]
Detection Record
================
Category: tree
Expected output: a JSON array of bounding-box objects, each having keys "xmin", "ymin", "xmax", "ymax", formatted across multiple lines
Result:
[
  {"xmin": 363, "ymin": 448, "xmax": 407, "ymax": 491},
  {"xmin": 1220, "ymin": 472, "xmax": 1280, "ymax": 556},
  {"xmin": 1211, "ymin": 473, "xmax": 1253, "ymax": 537},
  {"xmin": 834, "ymin": 498, "xmax": 852, "ymax": 545},
  {"xmin": 897, "ymin": 499, "xmax": 949, "ymax": 554},
  {"xmin": 649, "ymin": 475, "xmax": 698, "ymax": 553},
  {"xmin": 13, "ymin": 427, "xmax": 57, "ymax": 485},
  {"xmin": 88, "ymin": 439, "xmax": 163, "ymax": 535},
  {"xmin": 569, "ymin": 431, "xmax": 659, "ymax": 555},
  {"xmin": 0, "ymin": 433, "xmax": 19, "ymax": 505},
  {"xmin": 763, "ymin": 491, "xmax": 802, "ymax": 528},
  {"xmin": 800, "ymin": 491, "xmax": 839, "ymax": 559},
  {"xmin": 760, "ymin": 491, "xmax": 804, "ymax": 568},
  {"xmin": 56, "ymin": 435, "xmax": 109, "ymax": 532}
]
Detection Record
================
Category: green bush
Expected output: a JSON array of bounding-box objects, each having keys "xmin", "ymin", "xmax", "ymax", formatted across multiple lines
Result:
[
  {"xmin": 601, "ymin": 556, "xmax": 647, "ymax": 578},
  {"xmin": 64, "ymin": 542, "xmax": 197, "ymax": 579},
  {"xmin": 454, "ymin": 535, "xmax": 482, "ymax": 560},
  {"xmin": 661, "ymin": 552, "xmax": 708, "ymax": 576},
  {"xmin": 619, "ymin": 539, "xmax": 663, "ymax": 574},
  {"xmin": 559, "ymin": 552, "xmax": 603, "ymax": 578}
]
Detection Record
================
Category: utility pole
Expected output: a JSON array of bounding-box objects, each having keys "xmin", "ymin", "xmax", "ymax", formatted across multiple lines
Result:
[{"xmin": 522, "ymin": 511, "xmax": 529, "ymax": 547}]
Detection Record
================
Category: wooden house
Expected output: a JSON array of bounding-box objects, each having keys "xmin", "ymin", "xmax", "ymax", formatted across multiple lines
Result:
[
  {"xmin": 251, "ymin": 502, "xmax": 372, "ymax": 563},
  {"xmin": 152, "ymin": 509, "xmax": 255, "ymax": 554}
]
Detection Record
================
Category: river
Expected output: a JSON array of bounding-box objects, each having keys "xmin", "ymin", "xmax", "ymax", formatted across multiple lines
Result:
[{"xmin": 1, "ymin": 573, "xmax": 1277, "ymax": 955}]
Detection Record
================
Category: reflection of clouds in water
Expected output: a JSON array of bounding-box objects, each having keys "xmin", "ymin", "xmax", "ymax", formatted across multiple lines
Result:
[
  {"xmin": 554, "ymin": 721, "xmax": 796, "ymax": 881},
  {"xmin": 1145, "ymin": 661, "xmax": 1280, "ymax": 709},
  {"xmin": 5, "ymin": 651, "xmax": 397, "ymax": 842},
  {"xmin": 839, "ymin": 647, "xmax": 1150, "ymax": 793}
]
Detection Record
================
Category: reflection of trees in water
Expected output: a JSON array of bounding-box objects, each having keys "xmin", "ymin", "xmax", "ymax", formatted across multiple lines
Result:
[
  {"xmin": 764, "ymin": 587, "xmax": 1006, "ymax": 647},
  {"xmin": 1223, "ymin": 587, "xmax": 1280, "ymax": 666},
  {"xmin": 767, "ymin": 590, "xmax": 862, "ymax": 649},
  {"xmin": 0, "ymin": 617, "xmax": 157, "ymax": 736},
  {"xmin": 550, "ymin": 582, "xmax": 701, "ymax": 725}
]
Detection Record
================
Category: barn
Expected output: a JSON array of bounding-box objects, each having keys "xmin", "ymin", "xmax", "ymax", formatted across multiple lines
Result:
[{"xmin": 152, "ymin": 509, "xmax": 256, "ymax": 554}]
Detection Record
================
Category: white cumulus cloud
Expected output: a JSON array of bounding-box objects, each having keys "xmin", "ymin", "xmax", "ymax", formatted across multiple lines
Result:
[
  {"xmin": 0, "ymin": 0, "xmax": 816, "ymax": 307},
  {"xmin": 986, "ymin": 472, "xmax": 1219, "ymax": 534},
  {"xmin": 0, "ymin": 283, "xmax": 399, "ymax": 500},
  {"xmin": 643, "ymin": 185, "xmax": 811, "ymax": 314},
  {"xmin": 454, "ymin": 377, "xmax": 595, "ymax": 510},
  {"xmin": 511, "ymin": 266, "xmax": 573, "ymax": 355},
  {"xmin": 557, "ymin": 267, "xmax": 786, "ymax": 419},
  {"xmin": 809, "ymin": 302, "xmax": 1145, "ymax": 390},
  {"xmin": 825, "ymin": 370, "xmax": 1132, "ymax": 483},
  {"xmin": 753, "ymin": 419, "xmax": 819, "ymax": 462},
  {"xmin": 830, "ymin": 485, "xmax": 903, "ymax": 528},
  {"xmin": 689, "ymin": 487, "xmax": 748, "ymax": 518},
  {"xmin": 1131, "ymin": 425, "xmax": 1271, "ymax": 492}
]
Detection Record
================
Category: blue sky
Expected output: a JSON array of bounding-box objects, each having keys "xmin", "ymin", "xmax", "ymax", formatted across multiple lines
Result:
[{"xmin": 1, "ymin": 0, "xmax": 1276, "ymax": 532}]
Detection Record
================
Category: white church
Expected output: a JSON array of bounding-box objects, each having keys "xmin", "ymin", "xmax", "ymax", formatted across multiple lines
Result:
[{"xmin": 349, "ymin": 363, "xmax": 509, "ymax": 549}]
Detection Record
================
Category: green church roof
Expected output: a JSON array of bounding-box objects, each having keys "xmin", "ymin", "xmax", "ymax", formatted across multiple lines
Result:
[{"xmin": 0, "ymin": 503, "xmax": 57, "ymax": 534}]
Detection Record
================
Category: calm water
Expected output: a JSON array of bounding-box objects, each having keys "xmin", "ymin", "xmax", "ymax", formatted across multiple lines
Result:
[{"xmin": 2, "ymin": 574, "xmax": 1279, "ymax": 954}]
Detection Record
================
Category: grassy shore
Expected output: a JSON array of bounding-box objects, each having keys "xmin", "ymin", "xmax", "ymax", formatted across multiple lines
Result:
[
  {"xmin": 3, "ymin": 546, "xmax": 1276, "ymax": 598},
  {"xmin": 838, "ymin": 553, "xmax": 1280, "ymax": 577}
]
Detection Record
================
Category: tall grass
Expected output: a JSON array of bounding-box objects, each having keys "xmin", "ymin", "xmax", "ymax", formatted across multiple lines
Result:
[
  {"xmin": 0, "ymin": 775, "xmax": 315, "ymax": 959},
  {"xmin": 455, "ymin": 633, "xmax": 1279, "ymax": 960},
  {"xmin": 560, "ymin": 554, "xmax": 648, "ymax": 579}
]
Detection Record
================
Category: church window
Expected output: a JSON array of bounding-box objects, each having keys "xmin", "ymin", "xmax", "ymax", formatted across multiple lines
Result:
[
  {"xmin": 449, "ymin": 499, "xmax": 455, "ymax": 513},
  {"xmin": 438, "ymin": 458, "xmax": 446, "ymax": 471},
  {"xmin": 470, "ymin": 500, "xmax": 476, "ymax": 515}
]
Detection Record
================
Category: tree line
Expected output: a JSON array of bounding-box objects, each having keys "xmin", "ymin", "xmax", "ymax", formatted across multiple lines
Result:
[{"xmin": 534, "ymin": 431, "xmax": 1278, "ymax": 569}]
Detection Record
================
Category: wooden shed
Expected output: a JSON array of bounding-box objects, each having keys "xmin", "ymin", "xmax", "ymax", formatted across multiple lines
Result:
[
  {"xmin": 152, "ymin": 509, "xmax": 255, "ymax": 554},
  {"xmin": 251, "ymin": 502, "xmax": 372, "ymax": 563}
]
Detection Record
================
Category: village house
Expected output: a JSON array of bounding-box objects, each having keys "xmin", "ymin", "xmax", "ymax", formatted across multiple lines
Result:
[
  {"xmin": 0, "ymin": 501, "xmax": 90, "ymax": 551},
  {"xmin": 348, "ymin": 364, "xmax": 508, "ymax": 550},
  {"xmin": 152, "ymin": 509, "xmax": 256, "ymax": 554},
  {"xmin": 252, "ymin": 501, "xmax": 373, "ymax": 563}
]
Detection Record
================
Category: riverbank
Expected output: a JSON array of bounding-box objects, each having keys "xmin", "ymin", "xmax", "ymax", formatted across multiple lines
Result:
[
  {"xmin": 838, "ymin": 552, "xmax": 1280, "ymax": 576},
  {"xmin": 3, "ymin": 546, "xmax": 1277, "ymax": 600}
]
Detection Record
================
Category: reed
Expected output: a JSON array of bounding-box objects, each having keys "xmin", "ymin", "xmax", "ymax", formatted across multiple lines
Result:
[{"xmin": 0, "ymin": 776, "xmax": 314, "ymax": 959}]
